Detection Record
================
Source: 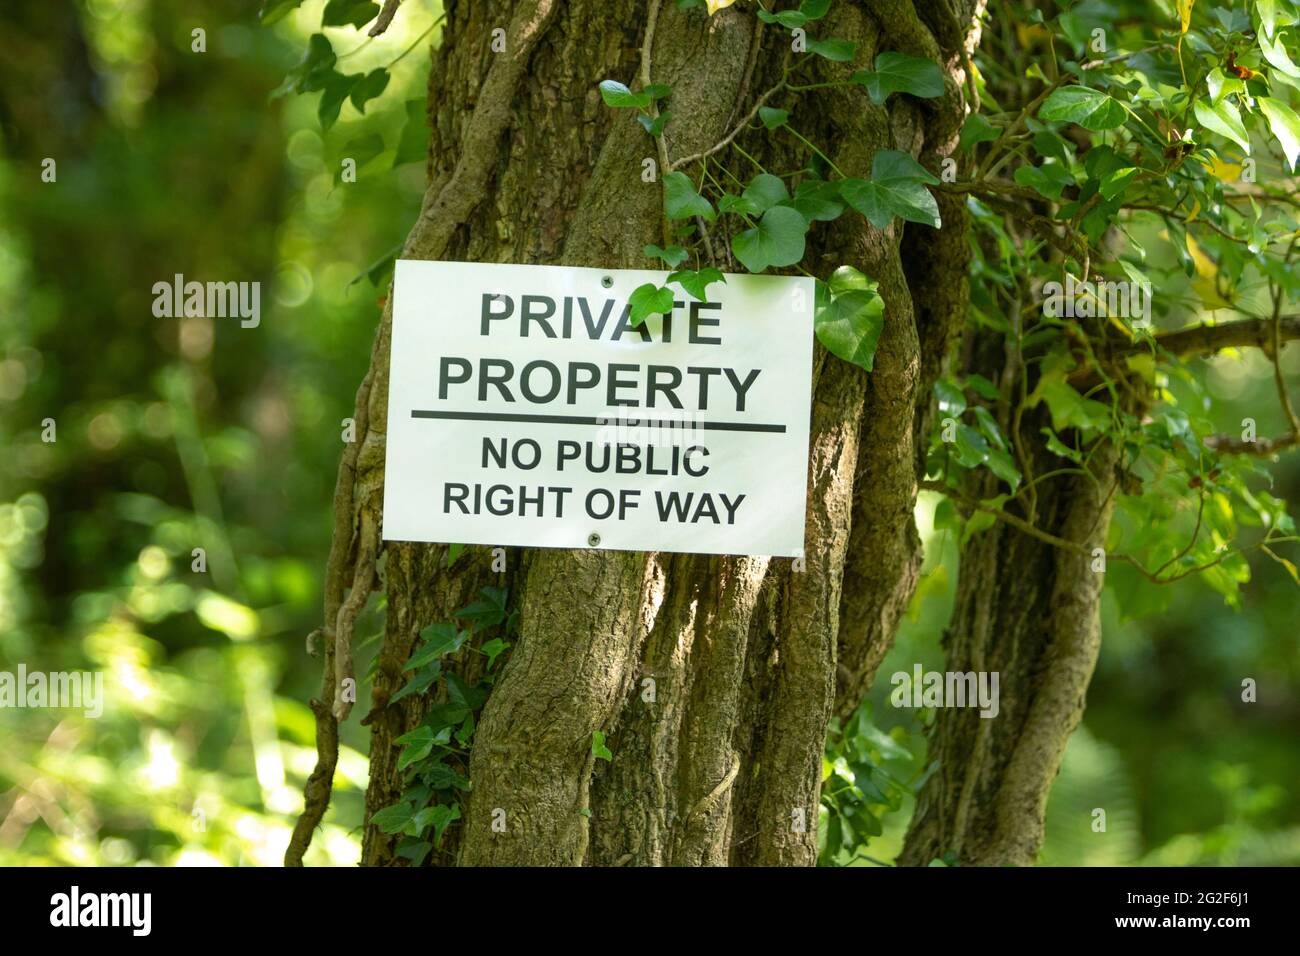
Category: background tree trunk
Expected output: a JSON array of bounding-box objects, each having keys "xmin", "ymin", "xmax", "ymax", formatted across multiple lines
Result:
[{"xmin": 300, "ymin": 0, "xmax": 986, "ymax": 867}]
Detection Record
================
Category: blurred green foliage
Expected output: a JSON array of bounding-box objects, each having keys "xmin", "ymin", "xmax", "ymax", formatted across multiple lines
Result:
[{"xmin": 0, "ymin": 0, "xmax": 442, "ymax": 865}]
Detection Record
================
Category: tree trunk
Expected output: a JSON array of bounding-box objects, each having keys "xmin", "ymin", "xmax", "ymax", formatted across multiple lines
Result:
[{"xmin": 288, "ymin": 0, "xmax": 988, "ymax": 867}]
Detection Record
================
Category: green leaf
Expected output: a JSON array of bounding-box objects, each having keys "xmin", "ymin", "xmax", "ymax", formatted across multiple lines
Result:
[
  {"xmin": 397, "ymin": 728, "xmax": 436, "ymax": 771},
  {"xmin": 758, "ymin": 9, "xmax": 809, "ymax": 28},
  {"xmin": 1099, "ymin": 166, "xmax": 1139, "ymax": 201},
  {"xmin": 965, "ymin": 373, "xmax": 1001, "ymax": 401},
  {"xmin": 318, "ymin": 72, "xmax": 360, "ymax": 130},
  {"xmin": 663, "ymin": 170, "xmax": 716, "ymax": 221},
  {"xmin": 1039, "ymin": 85, "xmax": 1126, "ymax": 131},
  {"xmin": 960, "ymin": 113, "xmax": 999, "ymax": 151},
  {"xmin": 852, "ymin": 52, "xmax": 945, "ymax": 104},
  {"xmin": 731, "ymin": 205, "xmax": 808, "ymax": 272},
  {"xmin": 1041, "ymin": 426, "xmax": 1082, "ymax": 463},
  {"xmin": 480, "ymin": 638, "xmax": 510, "ymax": 670},
  {"xmin": 349, "ymin": 68, "xmax": 390, "ymax": 113},
  {"xmin": 1259, "ymin": 30, "xmax": 1300, "ymax": 78},
  {"xmin": 321, "ymin": 0, "xmax": 380, "ymax": 28},
  {"xmin": 718, "ymin": 193, "xmax": 760, "ymax": 216},
  {"xmin": 592, "ymin": 730, "xmax": 614, "ymax": 762},
  {"xmin": 644, "ymin": 243, "xmax": 688, "ymax": 267},
  {"xmin": 393, "ymin": 98, "xmax": 430, "ymax": 167},
  {"xmin": 628, "ymin": 283, "xmax": 675, "ymax": 326},
  {"xmin": 390, "ymin": 661, "xmax": 442, "ymax": 704},
  {"xmin": 637, "ymin": 111, "xmax": 672, "ymax": 136},
  {"xmin": 667, "ymin": 267, "xmax": 726, "ymax": 302},
  {"xmin": 809, "ymin": 38, "xmax": 857, "ymax": 62},
  {"xmin": 872, "ymin": 149, "xmax": 940, "ymax": 185},
  {"xmin": 413, "ymin": 803, "xmax": 461, "ymax": 845},
  {"xmin": 743, "ymin": 173, "xmax": 790, "ymax": 213},
  {"xmin": 839, "ymin": 150, "xmax": 941, "ymax": 229},
  {"xmin": 799, "ymin": 0, "xmax": 832, "ymax": 18},
  {"xmin": 598, "ymin": 79, "xmax": 652, "ymax": 109},
  {"xmin": 260, "ymin": 0, "xmax": 306, "ymax": 25},
  {"xmin": 1193, "ymin": 97, "xmax": 1251, "ymax": 153},
  {"xmin": 405, "ymin": 622, "xmax": 465, "ymax": 670},
  {"xmin": 759, "ymin": 106, "xmax": 789, "ymax": 129},
  {"xmin": 791, "ymin": 179, "xmax": 844, "ymax": 221},
  {"xmin": 457, "ymin": 586, "xmax": 508, "ymax": 631},
  {"xmin": 1014, "ymin": 161, "xmax": 1074, "ymax": 200},
  {"xmin": 814, "ymin": 270, "xmax": 886, "ymax": 371},
  {"xmin": 369, "ymin": 802, "xmax": 415, "ymax": 834},
  {"xmin": 1259, "ymin": 97, "xmax": 1300, "ymax": 171},
  {"xmin": 272, "ymin": 34, "xmax": 336, "ymax": 98},
  {"xmin": 934, "ymin": 378, "xmax": 967, "ymax": 417}
]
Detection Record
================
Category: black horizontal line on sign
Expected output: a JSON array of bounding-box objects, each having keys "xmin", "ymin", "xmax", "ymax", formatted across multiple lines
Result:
[{"xmin": 410, "ymin": 410, "xmax": 787, "ymax": 434}]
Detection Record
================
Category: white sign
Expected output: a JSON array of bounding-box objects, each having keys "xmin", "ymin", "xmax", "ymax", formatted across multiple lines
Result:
[{"xmin": 382, "ymin": 260, "xmax": 813, "ymax": 556}]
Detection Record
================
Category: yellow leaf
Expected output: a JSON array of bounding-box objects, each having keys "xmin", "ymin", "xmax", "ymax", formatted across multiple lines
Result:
[
  {"xmin": 1014, "ymin": 23, "xmax": 1050, "ymax": 48},
  {"xmin": 1204, "ymin": 156, "xmax": 1241, "ymax": 181},
  {"xmin": 1185, "ymin": 233, "xmax": 1235, "ymax": 310},
  {"xmin": 1176, "ymin": 0, "xmax": 1195, "ymax": 33},
  {"xmin": 706, "ymin": 0, "xmax": 737, "ymax": 14}
]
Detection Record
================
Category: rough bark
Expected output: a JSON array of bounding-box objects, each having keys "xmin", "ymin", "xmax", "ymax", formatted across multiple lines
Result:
[
  {"xmin": 899, "ymin": 380, "xmax": 1124, "ymax": 867},
  {"xmin": 288, "ymin": 0, "xmax": 984, "ymax": 867}
]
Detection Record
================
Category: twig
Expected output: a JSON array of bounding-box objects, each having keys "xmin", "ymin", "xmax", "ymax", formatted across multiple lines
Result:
[{"xmin": 369, "ymin": 0, "xmax": 403, "ymax": 37}]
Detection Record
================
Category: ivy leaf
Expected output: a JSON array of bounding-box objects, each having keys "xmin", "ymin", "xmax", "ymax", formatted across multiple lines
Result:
[
  {"xmin": 839, "ymin": 149, "xmax": 942, "ymax": 229},
  {"xmin": 321, "ymin": 0, "xmax": 380, "ymax": 29},
  {"xmin": 1259, "ymin": 97, "xmax": 1300, "ymax": 171},
  {"xmin": 644, "ymin": 243, "xmax": 689, "ymax": 267},
  {"xmin": 637, "ymin": 111, "xmax": 672, "ymax": 136},
  {"xmin": 667, "ymin": 267, "xmax": 726, "ymax": 302},
  {"xmin": 743, "ymin": 173, "xmax": 790, "ymax": 213},
  {"xmin": 628, "ymin": 283, "xmax": 675, "ymax": 326},
  {"xmin": 873, "ymin": 150, "xmax": 940, "ymax": 185},
  {"xmin": 369, "ymin": 803, "xmax": 415, "ymax": 835},
  {"xmin": 1039, "ymin": 85, "xmax": 1126, "ymax": 131},
  {"xmin": 396, "ymin": 727, "xmax": 436, "ymax": 771},
  {"xmin": 814, "ymin": 268, "xmax": 886, "ymax": 371},
  {"xmin": 663, "ymin": 170, "xmax": 716, "ymax": 221},
  {"xmin": 319, "ymin": 72, "xmax": 361, "ymax": 130},
  {"xmin": 390, "ymin": 661, "xmax": 442, "ymax": 704},
  {"xmin": 1099, "ymin": 166, "xmax": 1139, "ymax": 201},
  {"xmin": 719, "ymin": 193, "xmax": 761, "ymax": 216},
  {"xmin": 731, "ymin": 205, "xmax": 808, "ymax": 272},
  {"xmin": 349, "ymin": 68, "xmax": 390, "ymax": 113},
  {"xmin": 261, "ymin": 0, "xmax": 305, "ymax": 25},
  {"xmin": 1041, "ymin": 426, "xmax": 1083, "ymax": 463},
  {"xmin": 1014, "ymin": 161, "xmax": 1074, "ymax": 200},
  {"xmin": 457, "ymin": 586, "xmax": 508, "ymax": 631},
  {"xmin": 272, "ymin": 34, "xmax": 336, "ymax": 98},
  {"xmin": 960, "ymin": 113, "xmax": 999, "ymax": 151},
  {"xmin": 592, "ymin": 731, "xmax": 614, "ymax": 762},
  {"xmin": 405, "ymin": 622, "xmax": 465, "ymax": 670},
  {"xmin": 413, "ymin": 803, "xmax": 461, "ymax": 845},
  {"xmin": 759, "ymin": 106, "xmax": 790, "ymax": 129},
  {"xmin": 791, "ymin": 179, "xmax": 844, "ymax": 221},
  {"xmin": 809, "ymin": 38, "xmax": 857, "ymax": 62},
  {"xmin": 852, "ymin": 52, "xmax": 945, "ymax": 104},
  {"xmin": 934, "ymin": 378, "xmax": 967, "ymax": 417},
  {"xmin": 757, "ymin": 9, "xmax": 809, "ymax": 28},
  {"xmin": 1193, "ymin": 97, "xmax": 1250, "ymax": 153},
  {"xmin": 480, "ymin": 637, "xmax": 510, "ymax": 670},
  {"xmin": 598, "ymin": 79, "xmax": 652, "ymax": 109}
]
